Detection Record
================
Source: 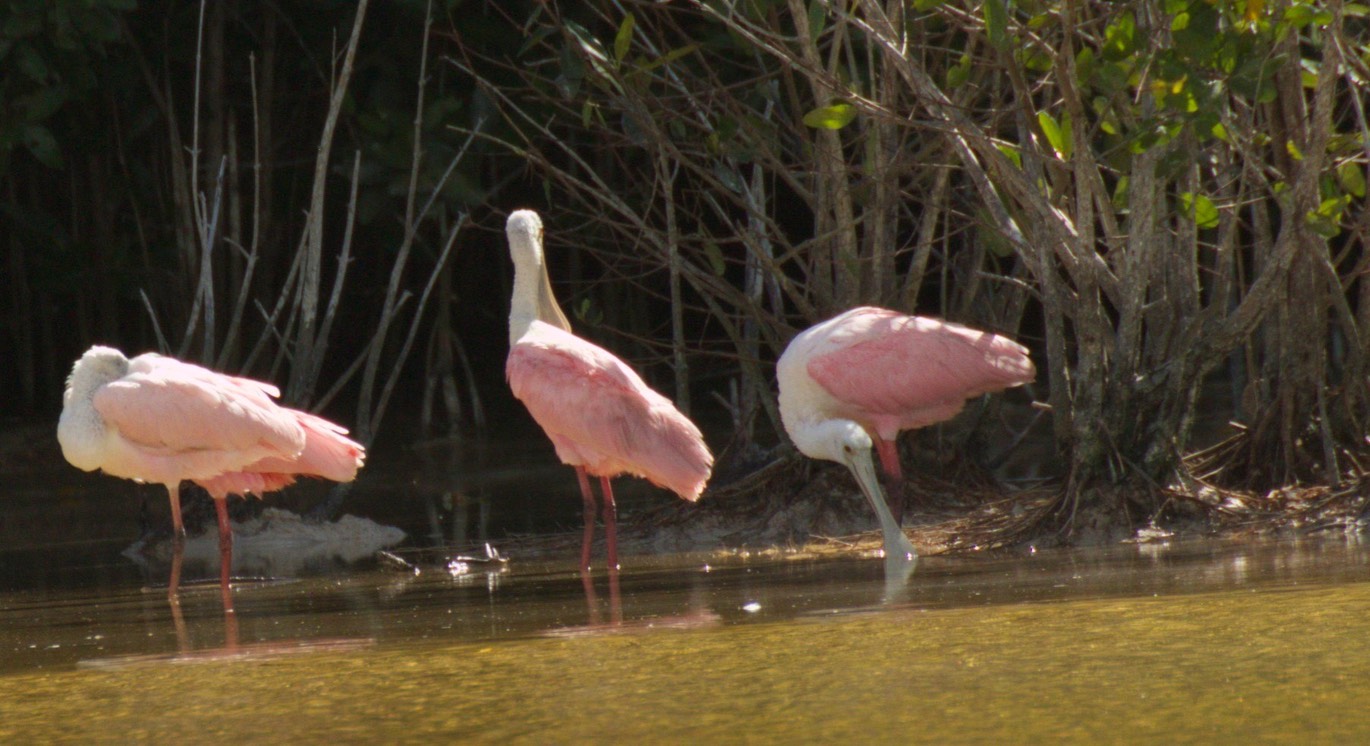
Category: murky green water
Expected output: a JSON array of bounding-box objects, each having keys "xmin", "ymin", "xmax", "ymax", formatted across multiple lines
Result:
[{"xmin": 2, "ymin": 535, "xmax": 1369, "ymax": 742}]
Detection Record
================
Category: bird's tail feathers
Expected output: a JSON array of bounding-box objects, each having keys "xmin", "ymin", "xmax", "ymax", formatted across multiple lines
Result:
[
  {"xmin": 293, "ymin": 413, "xmax": 366, "ymax": 482},
  {"xmin": 643, "ymin": 410, "xmax": 713, "ymax": 502}
]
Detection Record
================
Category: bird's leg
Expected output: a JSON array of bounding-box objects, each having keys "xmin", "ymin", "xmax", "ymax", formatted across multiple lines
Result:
[
  {"xmin": 168, "ymin": 535, "xmax": 185, "ymax": 600},
  {"xmin": 872, "ymin": 437, "xmax": 907, "ymax": 523},
  {"xmin": 167, "ymin": 482, "xmax": 186, "ymax": 538},
  {"xmin": 166, "ymin": 484, "xmax": 185, "ymax": 599},
  {"xmin": 575, "ymin": 467, "xmax": 597, "ymax": 571},
  {"xmin": 600, "ymin": 476, "xmax": 619, "ymax": 571},
  {"xmin": 212, "ymin": 496, "xmax": 235, "ymax": 613}
]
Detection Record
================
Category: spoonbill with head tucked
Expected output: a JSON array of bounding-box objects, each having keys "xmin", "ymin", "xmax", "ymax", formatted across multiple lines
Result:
[
  {"xmin": 58, "ymin": 346, "xmax": 366, "ymax": 597},
  {"xmin": 504, "ymin": 209, "xmax": 713, "ymax": 570},
  {"xmin": 777, "ymin": 306, "xmax": 1035, "ymax": 559}
]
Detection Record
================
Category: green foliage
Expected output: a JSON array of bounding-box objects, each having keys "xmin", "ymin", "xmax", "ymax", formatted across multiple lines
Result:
[
  {"xmin": 1178, "ymin": 192, "xmax": 1220, "ymax": 229},
  {"xmin": 983, "ymin": 0, "xmax": 1009, "ymax": 50},
  {"xmin": 1337, "ymin": 162, "xmax": 1366, "ymax": 199},
  {"xmin": 802, "ymin": 103, "xmax": 857, "ymax": 130},
  {"xmin": 1036, "ymin": 111, "xmax": 1071, "ymax": 160},
  {"xmin": 946, "ymin": 53, "xmax": 973, "ymax": 89},
  {"xmin": 0, "ymin": 0, "xmax": 137, "ymax": 173},
  {"xmin": 614, "ymin": 13, "xmax": 634, "ymax": 63}
]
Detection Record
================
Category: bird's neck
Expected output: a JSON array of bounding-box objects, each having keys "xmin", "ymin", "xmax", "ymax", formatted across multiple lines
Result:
[
  {"xmin": 785, "ymin": 416, "xmax": 833, "ymax": 462},
  {"xmin": 509, "ymin": 255, "xmax": 572, "ymax": 347},
  {"xmin": 57, "ymin": 382, "xmax": 107, "ymax": 472}
]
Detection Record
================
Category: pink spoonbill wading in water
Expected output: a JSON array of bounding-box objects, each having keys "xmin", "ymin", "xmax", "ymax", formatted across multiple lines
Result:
[
  {"xmin": 777, "ymin": 306, "xmax": 1036, "ymax": 560},
  {"xmin": 503, "ymin": 209, "xmax": 714, "ymax": 571},
  {"xmin": 57, "ymin": 346, "xmax": 366, "ymax": 602}
]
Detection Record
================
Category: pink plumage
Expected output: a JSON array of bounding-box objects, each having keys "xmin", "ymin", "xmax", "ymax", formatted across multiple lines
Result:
[
  {"xmin": 508, "ymin": 322, "xmax": 712, "ymax": 502},
  {"xmin": 58, "ymin": 345, "xmax": 366, "ymax": 597},
  {"xmin": 804, "ymin": 307, "xmax": 1035, "ymax": 440},
  {"xmin": 504, "ymin": 208, "xmax": 713, "ymax": 570},
  {"xmin": 75, "ymin": 351, "xmax": 363, "ymax": 494},
  {"xmin": 778, "ymin": 306, "xmax": 1035, "ymax": 557}
]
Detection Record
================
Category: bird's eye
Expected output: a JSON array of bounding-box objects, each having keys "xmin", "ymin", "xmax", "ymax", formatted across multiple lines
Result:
[{"xmin": 842, "ymin": 445, "xmax": 853, "ymax": 454}]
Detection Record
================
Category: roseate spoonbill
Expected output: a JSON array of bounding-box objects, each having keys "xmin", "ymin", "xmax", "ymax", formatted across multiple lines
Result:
[
  {"xmin": 777, "ymin": 306, "xmax": 1035, "ymax": 559},
  {"xmin": 504, "ymin": 209, "xmax": 713, "ymax": 570},
  {"xmin": 57, "ymin": 346, "xmax": 366, "ymax": 596}
]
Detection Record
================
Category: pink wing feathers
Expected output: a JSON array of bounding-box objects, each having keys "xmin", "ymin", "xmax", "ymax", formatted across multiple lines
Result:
[
  {"xmin": 808, "ymin": 308, "xmax": 1035, "ymax": 438},
  {"xmin": 94, "ymin": 354, "xmax": 304, "ymax": 457},
  {"xmin": 92, "ymin": 353, "xmax": 363, "ymax": 494},
  {"xmin": 507, "ymin": 323, "xmax": 713, "ymax": 501},
  {"xmin": 240, "ymin": 413, "xmax": 365, "ymax": 483}
]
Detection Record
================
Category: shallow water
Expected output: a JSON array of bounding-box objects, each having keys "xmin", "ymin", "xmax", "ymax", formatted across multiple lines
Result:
[{"xmin": 3, "ymin": 531, "xmax": 1370, "ymax": 742}]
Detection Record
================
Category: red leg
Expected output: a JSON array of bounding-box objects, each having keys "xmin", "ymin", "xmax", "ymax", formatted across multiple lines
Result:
[
  {"xmin": 873, "ymin": 437, "xmax": 904, "ymax": 481},
  {"xmin": 213, "ymin": 497, "xmax": 235, "ymax": 613},
  {"xmin": 600, "ymin": 476, "xmax": 618, "ymax": 571},
  {"xmin": 575, "ymin": 467, "xmax": 597, "ymax": 571},
  {"xmin": 167, "ymin": 483, "xmax": 186, "ymax": 538},
  {"xmin": 873, "ymin": 436, "xmax": 906, "ymax": 523},
  {"xmin": 167, "ymin": 532, "xmax": 185, "ymax": 599}
]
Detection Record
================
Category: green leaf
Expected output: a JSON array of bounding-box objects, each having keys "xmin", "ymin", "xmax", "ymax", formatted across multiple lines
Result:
[
  {"xmin": 996, "ymin": 142, "xmax": 1022, "ymax": 169},
  {"xmin": 802, "ymin": 103, "xmax": 857, "ymax": 130},
  {"xmin": 1112, "ymin": 176, "xmax": 1131, "ymax": 210},
  {"xmin": 703, "ymin": 242, "xmax": 727, "ymax": 276},
  {"xmin": 1338, "ymin": 162, "xmax": 1366, "ymax": 198},
  {"xmin": 807, "ymin": 0, "xmax": 826, "ymax": 43},
  {"xmin": 946, "ymin": 54, "xmax": 972, "ymax": 89},
  {"xmin": 574, "ymin": 297, "xmax": 603, "ymax": 326},
  {"xmin": 1020, "ymin": 43, "xmax": 1052, "ymax": 72},
  {"xmin": 984, "ymin": 0, "xmax": 1009, "ymax": 50},
  {"xmin": 636, "ymin": 44, "xmax": 697, "ymax": 75},
  {"xmin": 1037, "ymin": 111, "xmax": 1070, "ymax": 159},
  {"xmin": 1103, "ymin": 12, "xmax": 1136, "ymax": 60},
  {"xmin": 1179, "ymin": 192, "xmax": 1220, "ymax": 229},
  {"xmin": 1075, "ymin": 47, "xmax": 1095, "ymax": 81},
  {"xmin": 1306, "ymin": 195, "xmax": 1350, "ymax": 237},
  {"xmin": 614, "ymin": 13, "xmax": 635, "ymax": 63},
  {"xmin": 1285, "ymin": 4, "xmax": 1312, "ymax": 26}
]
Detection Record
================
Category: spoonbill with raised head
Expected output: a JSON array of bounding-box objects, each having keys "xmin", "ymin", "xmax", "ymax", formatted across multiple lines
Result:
[{"xmin": 503, "ymin": 209, "xmax": 713, "ymax": 570}]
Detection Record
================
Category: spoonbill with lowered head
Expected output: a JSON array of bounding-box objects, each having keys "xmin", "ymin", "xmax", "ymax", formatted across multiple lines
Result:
[
  {"xmin": 504, "ymin": 209, "xmax": 713, "ymax": 570},
  {"xmin": 777, "ymin": 306, "xmax": 1035, "ymax": 559}
]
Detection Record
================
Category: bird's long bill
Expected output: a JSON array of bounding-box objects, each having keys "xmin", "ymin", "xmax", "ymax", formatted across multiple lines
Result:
[
  {"xmin": 846, "ymin": 450, "xmax": 919, "ymax": 561},
  {"xmin": 537, "ymin": 262, "xmax": 574, "ymax": 333}
]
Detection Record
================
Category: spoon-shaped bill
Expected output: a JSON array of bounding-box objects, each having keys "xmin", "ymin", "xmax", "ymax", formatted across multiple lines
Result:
[{"xmin": 846, "ymin": 448, "xmax": 918, "ymax": 560}]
